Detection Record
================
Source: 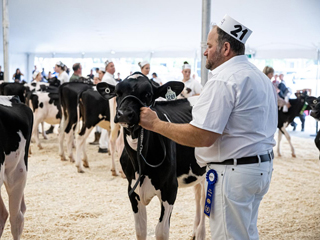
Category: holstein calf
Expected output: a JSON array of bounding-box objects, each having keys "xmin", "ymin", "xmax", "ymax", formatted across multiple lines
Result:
[
  {"xmin": 76, "ymin": 88, "xmax": 123, "ymax": 174},
  {"xmin": 277, "ymin": 91, "xmax": 309, "ymax": 157},
  {"xmin": 0, "ymin": 96, "xmax": 33, "ymax": 239},
  {"xmin": 306, "ymin": 96, "xmax": 320, "ymax": 158},
  {"xmin": 97, "ymin": 73, "xmax": 206, "ymax": 240},
  {"xmin": 58, "ymin": 82, "xmax": 93, "ymax": 162}
]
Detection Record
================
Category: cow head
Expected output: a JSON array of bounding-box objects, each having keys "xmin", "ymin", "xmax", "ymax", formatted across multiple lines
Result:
[
  {"xmin": 97, "ymin": 72, "xmax": 184, "ymax": 130},
  {"xmin": 306, "ymin": 96, "xmax": 320, "ymax": 120},
  {"xmin": 47, "ymin": 77, "xmax": 61, "ymax": 87}
]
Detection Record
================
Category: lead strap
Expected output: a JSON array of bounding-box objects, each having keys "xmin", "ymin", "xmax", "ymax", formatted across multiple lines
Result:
[{"xmin": 204, "ymin": 169, "xmax": 218, "ymax": 217}]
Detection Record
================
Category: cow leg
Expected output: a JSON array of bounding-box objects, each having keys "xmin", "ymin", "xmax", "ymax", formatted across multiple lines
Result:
[
  {"xmin": 109, "ymin": 125, "xmax": 120, "ymax": 176},
  {"xmin": 281, "ymin": 126, "xmax": 296, "ymax": 157},
  {"xmin": 66, "ymin": 128, "xmax": 75, "ymax": 163},
  {"xmin": 192, "ymin": 181, "xmax": 206, "ymax": 240},
  {"xmin": 129, "ymin": 189, "xmax": 147, "ymax": 240},
  {"xmin": 116, "ymin": 127, "xmax": 125, "ymax": 178},
  {"xmin": 5, "ymin": 164, "xmax": 27, "ymax": 240},
  {"xmin": 75, "ymin": 127, "xmax": 93, "ymax": 173},
  {"xmin": 155, "ymin": 199, "xmax": 174, "ymax": 240},
  {"xmin": 277, "ymin": 128, "xmax": 283, "ymax": 157},
  {"xmin": 41, "ymin": 122, "xmax": 48, "ymax": 140},
  {"xmin": 32, "ymin": 114, "xmax": 43, "ymax": 150},
  {"xmin": 0, "ymin": 193, "xmax": 8, "ymax": 237},
  {"xmin": 59, "ymin": 115, "xmax": 67, "ymax": 161}
]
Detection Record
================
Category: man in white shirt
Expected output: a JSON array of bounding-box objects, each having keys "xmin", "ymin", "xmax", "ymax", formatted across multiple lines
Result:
[
  {"xmin": 181, "ymin": 62, "xmax": 202, "ymax": 96},
  {"xmin": 139, "ymin": 15, "xmax": 277, "ymax": 240},
  {"xmin": 99, "ymin": 60, "xmax": 117, "ymax": 153}
]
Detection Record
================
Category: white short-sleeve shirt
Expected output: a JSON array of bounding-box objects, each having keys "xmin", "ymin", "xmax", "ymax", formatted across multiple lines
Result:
[
  {"xmin": 58, "ymin": 71, "xmax": 69, "ymax": 84},
  {"xmin": 183, "ymin": 78, "xmax": 202, "ymax": 96},
  {"xmin": 190, "ymin": 55, "xmax": 278, "ymax": 167},
  {"xmin": 101, "ymin": 72, "xmax": 117, "ymax": 86}
]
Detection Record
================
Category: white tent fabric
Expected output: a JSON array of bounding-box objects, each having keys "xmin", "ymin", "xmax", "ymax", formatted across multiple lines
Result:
[{"xmin": 0, "ymin": 0, "xmax": 319, "ymax": 80}]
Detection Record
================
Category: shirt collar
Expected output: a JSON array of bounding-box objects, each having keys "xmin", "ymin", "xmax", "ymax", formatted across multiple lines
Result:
[
  {"xmin": 105, "ymin": 72, "xmax": 113, "ymax": 78},
  {"xmin": 209, "ymin": 55, "xmax": 248, "ymax": 78}
]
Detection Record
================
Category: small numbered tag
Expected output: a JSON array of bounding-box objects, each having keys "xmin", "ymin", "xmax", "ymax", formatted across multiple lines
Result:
[{"xmin": 165, "ymin": 87, "xmax": 176, "ymax": 101}]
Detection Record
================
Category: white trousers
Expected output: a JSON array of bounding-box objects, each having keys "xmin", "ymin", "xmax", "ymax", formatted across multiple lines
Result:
[
  {"xmin": 207, "ymin": 159, "xmax": 273, "ymax": 240},
  {"xmin": 99, "ymin": 129, "xmax": 109, "ymax": 149}
]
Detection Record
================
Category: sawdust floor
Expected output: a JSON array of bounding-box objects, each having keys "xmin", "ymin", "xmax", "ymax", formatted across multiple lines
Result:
[{"xmin": 1, "ymin": 130, "xmax": 320, "ymax": 240}]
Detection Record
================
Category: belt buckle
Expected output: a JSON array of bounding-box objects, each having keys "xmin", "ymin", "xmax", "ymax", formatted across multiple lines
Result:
[
  {"xmin": 257, "ymin": 155, "xmax": 261, "ymax": 166},
  {"xmin": 233, "ymin": 159, "xmax": 237, "ymax": 166}
]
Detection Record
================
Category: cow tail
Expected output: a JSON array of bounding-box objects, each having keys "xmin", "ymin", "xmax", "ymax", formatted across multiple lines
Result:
[{"xmin": 76, "ymin": 91, "xmax": 83, "ymax": 134}]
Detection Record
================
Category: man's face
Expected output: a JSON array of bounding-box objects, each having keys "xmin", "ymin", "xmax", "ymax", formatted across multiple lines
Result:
[
  {"xmin": 182, "ymin": 69, "xmax": 191, "ymax": 80},
  {"xmin": 204, "ymin": 27, "xmax": 224, "ymax": 71},
  {"xmin": 76, "ymin": 65, "xmax": 82, "ymax": 75},
  {"xmin": 106, "ymin": 62, "xmax": 116, "ymax": 75},
  {"xmin": 279, "ymin": 74, "xmax": 284, "ymax": 80}
]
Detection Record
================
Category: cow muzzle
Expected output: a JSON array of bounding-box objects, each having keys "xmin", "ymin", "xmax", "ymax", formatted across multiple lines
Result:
[{"xmin": 114, "ymin": 108, "xmax": 137, "ymax": 127}]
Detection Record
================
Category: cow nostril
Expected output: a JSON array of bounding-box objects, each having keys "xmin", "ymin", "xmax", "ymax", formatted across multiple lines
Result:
[{"xmin": 117, "ymin": 110, "xmax": 123, "ymax": 118}]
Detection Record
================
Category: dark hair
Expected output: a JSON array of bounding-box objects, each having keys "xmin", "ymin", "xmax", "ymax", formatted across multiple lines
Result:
[
  {"xmin": 152, "ymin": 72, "xmax": 157, "ymax": 77},
  {"xmin": 72, "ymin": 63, "xmax": 81, "ymax": 72},
  {"xmin": 183, "ymin": 61, "xmax": 189, "ymax": 64},
  {"xmin": 95, "ymin": 68, "xmax": 99, "ymax": 71},
  {"xmin": 216, "ymin": 27, "xmax": 245, "ymax": 55}
]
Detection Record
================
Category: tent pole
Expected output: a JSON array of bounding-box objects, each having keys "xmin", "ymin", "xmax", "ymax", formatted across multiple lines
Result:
[
  {"xmin": 316, "ymin": 49, "xmax": 320, "ymax": 134},
  {"xmin": 200, "ymin": 0, "xmax": 211, "ymax": 86},
  {"xmin": 2, "ymin": 0, "xmax": 9, "ymax": 82}
]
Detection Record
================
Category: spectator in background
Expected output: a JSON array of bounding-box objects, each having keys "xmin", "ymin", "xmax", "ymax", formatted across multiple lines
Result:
[
  {"xmin": 87, "ymin": 69, "xmax": 94, "ymax": 79},
  {"xmin": 263, "ymin": 66, "xmax": 290, "ymax": 109},
  {"xmin": 66, "ymin": 67, "xmax": 70, "ymax": 75},
  {"xmin": 273, "ymin": 74, "xmax": 279, "ymax": 87},
  {"xmin": 278, "ymin": 74, "xmax": 289, "ymax": 99},
  {"xmin": 151, "ymin": 72, "xmax": 163, "ymax": 86},
  {"xmin": 69, "ymin": 63, "xmax": 82, "ymax": 82},
  {"xmin": 94, "ymin": 67, "xmax": 105, "ymax": 85},
  {"xmin": 55, "ymin": 61, "xmax": 69, "ymax": 84},
  {"xmin": 94, "ymin": 68, "xmax": 99, "ymax": 82},
  {"xmin": 47, "ymin": 71, "xmax": 52, "ymax": 79},
  {"xmin": 291, "ymin": 88, "xmax": 312, "ymax": 132},
  {"xmin": 181, "ymin": 61, "xmax": 202, "ymax": 96},
  {"xmin": 115, "ymin": 72, "xmax": 122, "ymax": 83},
  {"xmin": 32, "ymin": 70, "xmax": 42, "ymax": 83},
  {"xmin": 138, "ymin": 61, "xmax": 150, "ymax": 77},
  {"xmin": 0, "ymin": 66, "xmax": 4, "ymax": 81},
  {"xmin": 41, "ymin": 68, "xmax": 46, "ymax": 80},
  {"xmin": 12, "ymin": 68, "xmax": 24, "ymax": 82},
  {"xmin": 32, "ymin": 65, "xmax": 37, "ymax": 74}
]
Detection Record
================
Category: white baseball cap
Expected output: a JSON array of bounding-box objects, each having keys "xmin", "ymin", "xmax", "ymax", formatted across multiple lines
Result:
[
  {"xmin": 138, "ymin": 60, "xmax": 149, "ymax": 68},
  {"xmin": 217, "ymin": 15, "xmax": 252, "ymax": 44}
]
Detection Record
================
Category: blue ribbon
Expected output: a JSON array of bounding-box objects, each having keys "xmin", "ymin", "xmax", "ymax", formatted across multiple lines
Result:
[{"xmin": 204, "ymin": 169, "xmax": 218, "ymax": 217}]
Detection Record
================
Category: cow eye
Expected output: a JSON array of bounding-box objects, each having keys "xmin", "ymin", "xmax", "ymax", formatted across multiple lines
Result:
[{"xmin": 145, "ymin": 93, "xmax": 151, "ymax": 98}]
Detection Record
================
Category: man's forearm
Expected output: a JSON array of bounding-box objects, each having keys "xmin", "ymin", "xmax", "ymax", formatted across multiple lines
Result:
[{"xmin": 152, "ymin": 121, "xmax": 217, "ymax": 148}]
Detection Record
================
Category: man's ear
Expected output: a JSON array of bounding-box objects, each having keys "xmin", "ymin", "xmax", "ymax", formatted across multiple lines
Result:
[
  {"xmin": 97, "ymin": 82, "xmax": 116, "ymax": 99},
  {"xmin": 154, "ymin": 81, "xmax": 185, "ymax": 100}
]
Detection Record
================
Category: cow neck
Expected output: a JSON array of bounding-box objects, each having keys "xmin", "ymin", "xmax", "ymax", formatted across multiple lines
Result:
[{"xmin": 127, "ymin": 126, "xmax": 167, "ymax": 196}]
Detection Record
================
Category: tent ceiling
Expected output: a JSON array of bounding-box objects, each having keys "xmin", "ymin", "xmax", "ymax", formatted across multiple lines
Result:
[{"xmin": 0, "ymin": 0, "xmax": 319, "ymax": 59}]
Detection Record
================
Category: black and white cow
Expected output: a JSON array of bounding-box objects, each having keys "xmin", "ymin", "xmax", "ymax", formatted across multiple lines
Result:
[
  {"xmin": 58, "ymin": 82, "xmax": 94, "ymax": 162},
  {"xmin": 0, "ymin": 82, "xmax": 27, "ymax": 103},
  {"xmin": 27, "ymin": 84, "xmax": 61, "ymax": 149},
  {"xmin": 0, "ymin": 96, "xmax": 33, "ymax": 239},
  {"xmin": 277, "ymin": 91, "xmax": 309, "ymax": 157},
  {"xmin": 97, "ymin": 73, "xmax": 206, "ymax": 240},
  {"xmin": 306, "ymin": 96, "xmax": 320, "ymax": 158}
]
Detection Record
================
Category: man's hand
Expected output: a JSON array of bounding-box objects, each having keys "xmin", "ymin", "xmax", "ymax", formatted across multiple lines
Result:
[{"xmin": 139, "ymin": 107, "xmax": 161, "ymax": 131}]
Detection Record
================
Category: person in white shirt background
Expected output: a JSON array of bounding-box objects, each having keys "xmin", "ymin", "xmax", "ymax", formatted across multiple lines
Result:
[
  {"xmin": 99, "ymin": 60, "xmax": 117, "ymax": 153},
  {"xmin": 54, "ymin": 61, "xmax": 69, "ymax": 84},
  {"xmin": 139, "ymin": 15, "xmax": 277, "ymax": 240},
  {"xmin": 181, "ymin": 61, "xmax": 202, "ymax": 96},
  {"xmin": 138, "ymin": 60, "xmax": 150, "ymax": 77}
]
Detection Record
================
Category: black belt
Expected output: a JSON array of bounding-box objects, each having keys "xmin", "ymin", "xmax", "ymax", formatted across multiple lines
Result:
[{"xmin": 209, "ymin": 151, "xmax": 274, "ymax": 165}]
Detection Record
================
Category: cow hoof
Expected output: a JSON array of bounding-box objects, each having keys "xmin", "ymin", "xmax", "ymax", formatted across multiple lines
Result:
[
  {"xmin": 83, "ymin": 160, "xmax": 89, "ymax": 168},
  {"xmin": 70, "ymin": 159, "xmax": 75, "ymax": 163},
  {"xmin": 111, "ymin": 169, "xmax": 119, "ymax": 177},
  {"xmin": 38, "ymin": 145, "xmax": 43, "ymax": 150},
  {"xmin": 292, "ymin": 153, "xmax": 296, "ymax": 158},
  {"xmin": 61, "ymin": 156, "xmax": 67, "ymax": 161},
  {"xmin": 120, "ymin": 171, "xmax": 126, "ymax": 179},
  {"xmin": 77, "ymin": 167, "xmax": 85, "ymax": 173},
  {"xmin": 43, "ymin": 135, "xmax": 48, "ymax": 140},
  {"xmin": 278, "ymin": 154, "xmax": 282, "ymax": 157}
]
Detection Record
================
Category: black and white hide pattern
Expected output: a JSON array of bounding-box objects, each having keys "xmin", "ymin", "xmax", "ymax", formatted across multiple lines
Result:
[
  {"xmin": 0, "ymin": 96, "xmax": 33, "ymax": 239},
  {"xmin": 0, "ymin": 82, "xmax": 27, "ymax": 103},
  {"xmin": 306, "ymin": 96, "xmax": 320, "ymax": 159},
  {"xmin": 277, "ymin": 91, "xmax": 309, "ymax": 157},
  {"xmin": 97, "ymin": 72, "xmax": 206, "ymax": 240},
  {"xmin": 58, "ymin": 82, "xmax": 94, "ymax": 162},
  {"xmin": 75, "ymin": 88, "xmax": 111, "ymax": 173}
]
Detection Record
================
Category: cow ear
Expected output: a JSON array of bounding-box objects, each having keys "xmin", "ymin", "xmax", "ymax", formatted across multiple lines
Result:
[
  {"xmin": 306, "ymin": 96, "xmax": 317, "ymax": 105},
  {"xmin": 153, "ymin": 81, "xmax": 185, "ymax": 100},
  {"xmin": 97, "ymin": 82, "xmax": 116, "ymax": 99}
]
